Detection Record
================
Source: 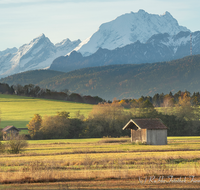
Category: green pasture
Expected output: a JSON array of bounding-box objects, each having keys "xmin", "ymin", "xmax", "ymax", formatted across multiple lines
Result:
[{"xmin": 0, "ymin": 94, "xmax": 94, "ymax": 129}]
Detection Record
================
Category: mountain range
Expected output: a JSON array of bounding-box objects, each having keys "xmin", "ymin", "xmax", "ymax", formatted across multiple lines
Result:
[
  {"xmin": 74, "ymin": 9, "xmax": 189, "ymax": 56},
  {"xmin": 50, "ymin": 31, "xmax": 200, "ymax": 72},
  {"xmin": 1, "ymin": 9, "xmax": 200, "ymax": 100},
  {"xmin": 0, "ymin": 34, "xmax": 80, "ymax": 78},
  {"xmin": 1, "ymin": 54, "xmax": 200, "ymax": 100},
  {"xmin": 0, "ymin": 10, "xmax": 193, "ymax": 79}
]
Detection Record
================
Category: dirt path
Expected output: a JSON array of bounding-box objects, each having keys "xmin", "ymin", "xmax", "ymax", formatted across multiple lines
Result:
[{"xmin": 2, "ymin": 178, "xmax": 200, "ymax": 190}]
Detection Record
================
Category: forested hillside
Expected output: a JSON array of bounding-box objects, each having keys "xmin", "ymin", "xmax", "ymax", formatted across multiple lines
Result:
[{"xmin": 1, "ymin": 55, "xmax": 200, "ymax": 100}]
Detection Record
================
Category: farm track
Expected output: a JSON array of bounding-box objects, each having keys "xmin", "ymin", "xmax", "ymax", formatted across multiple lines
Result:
[{"xmin": 2, "ymin": 178, "xmax": 200, "ymax": 189}]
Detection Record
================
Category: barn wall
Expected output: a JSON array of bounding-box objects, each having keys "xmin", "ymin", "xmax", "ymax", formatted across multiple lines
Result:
[
  {"xmin": 3, "ymin": 129, "xmax": 19, "ymax": 140},
  {"xmin": 131, "ymin": 129, "xmax": 146, "ymax": 143},
  {"xmin": 147, "ymin": 129, "xmax": 167, "ymax": 145}
]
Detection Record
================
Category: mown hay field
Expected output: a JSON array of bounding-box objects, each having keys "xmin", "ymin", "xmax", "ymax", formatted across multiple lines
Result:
[
  {"xmin": 0, "ymin": 94, "xmax": 94, "ymax": 130},
  {"xmin": 1, "ymin": 137, "xmax": 200, "ymax": 189}
]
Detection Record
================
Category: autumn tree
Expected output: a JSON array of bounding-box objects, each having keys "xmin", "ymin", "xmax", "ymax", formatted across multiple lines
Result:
[
  {"xmin": 39, "ymin": 111, "xmax": 71, "ymax": 139},
  {"xmin": 27, "ymin": 114, "xmax": 42, "ymax": 138},
  {"xmin": 84, "ymin": 102, "xmax": 131, "ymax": 137},
  {"xmin": 57, "ymin": 111, "xmax": 70, "ymax": 119},
  {"xmin": 75, "ymin": 110, "xmax": 85, "ymax": 120},
  {"xmin": 119, "ymin": 99, "xmax": 131, "ymax": 108},
  {"xmin": 173, "ymin": 92, "xmax": 200, "ymax": 135},
  {"xmin": 175, "ymin": 93, "xmax": 196, "ymax": 120}
]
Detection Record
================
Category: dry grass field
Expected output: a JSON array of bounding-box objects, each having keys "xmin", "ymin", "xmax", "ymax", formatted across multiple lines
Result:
[{"xmin": 1, "ymin": 137, "xmax": 200, "ymax": 189}]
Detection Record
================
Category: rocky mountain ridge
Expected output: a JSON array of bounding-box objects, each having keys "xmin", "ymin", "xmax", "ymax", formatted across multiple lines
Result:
[
  {"xmin": 0, "ymin": 34, "xmax": 81, "ymax": 78},
  {"xmin": 74, "ymin": 9, "xmax": 190, "ymax": 56},
  {"xmin": 0, "ymin": 10, "xmax": 194, "ymax": 78},
  {"xmin": 50, "ymin": 31, "xmax": 200, "ymax": 72}
]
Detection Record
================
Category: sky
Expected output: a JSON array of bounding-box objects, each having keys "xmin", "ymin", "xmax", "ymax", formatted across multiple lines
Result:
[{"xmin": 0, "ymin": 0, "xmax": 199, "ymax": 51}]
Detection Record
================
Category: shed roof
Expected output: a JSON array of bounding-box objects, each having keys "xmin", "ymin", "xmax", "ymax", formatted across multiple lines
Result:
[
  {"xmin": 2, "ymin": 126, "xmax": 20, "ymax": 132},
  {"xmin": 122, "ymin": 119, "xmax": 167, "ymax": 130}
]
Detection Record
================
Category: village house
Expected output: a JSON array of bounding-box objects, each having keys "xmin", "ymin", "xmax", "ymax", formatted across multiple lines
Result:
[
  {"xmin": 2, "ymin": 126, "xmax": 20, "ymax": 140},
  {"xmin": 123, "ymin": 118, "xmax": 167, "ymax": 145}
]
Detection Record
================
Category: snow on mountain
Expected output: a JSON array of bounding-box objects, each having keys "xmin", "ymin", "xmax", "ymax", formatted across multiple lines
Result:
[
  {"xmin": 74, "ymin": 9, "xmax": 190, "ymax": 56},
  {"xmin": 0, "ymin": 47, "xmax": 17, "ymax": 57},
  {"xmin": 0, "ymin": 34, "xmax": 81, "ymax": 78},
  {"xmin": 50, "ymin": 31, "xmax": 200, "ymax": 73},
  {"xmin": 0, "ymin": 10, "xmax": 192, "ymax": 78},
  {"xmin": 55, "ymin": 38, "xmax": 81, "ymax": 56}
]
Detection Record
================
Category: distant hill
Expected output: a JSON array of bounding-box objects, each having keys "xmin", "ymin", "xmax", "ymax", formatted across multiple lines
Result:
[
  {"xmin": 0, "ymin": 69, "xmax": 65, "ymax": 86},
  {"xmin": 1, "ymin": 55, "xmax": 200, "ymax": 100}
]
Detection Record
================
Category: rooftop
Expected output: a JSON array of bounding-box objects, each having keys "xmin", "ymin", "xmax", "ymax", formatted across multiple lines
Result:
[
  {"xmin": 123, "ymin": 118, "xmax": 167, "ymax": 130},
  {"xmin": 2, "ymin": 126, "xmax": 20, "ymax": 132}
]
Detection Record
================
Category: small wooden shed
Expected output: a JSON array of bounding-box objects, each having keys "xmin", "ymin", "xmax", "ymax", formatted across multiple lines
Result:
[
  {"xmin": 123, "ymin": 118, "xmax": 167, "ymax": 145},
  {"xmin": 2, "ymin": 126, "xmax": 20, "ymax": 140}
]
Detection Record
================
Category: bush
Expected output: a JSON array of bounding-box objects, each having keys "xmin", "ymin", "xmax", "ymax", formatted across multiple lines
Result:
[
  {"xmin": 0, "ymin": 141, "xmax": 5, "ymax": 153},
  {"xmin": 7, "ymin": 136, "xmax": 28, "ymax": 154}
]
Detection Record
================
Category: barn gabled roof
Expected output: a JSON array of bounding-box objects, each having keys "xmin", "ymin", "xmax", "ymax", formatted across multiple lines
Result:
[
  {"xmin": 2, "ymin": 126, "xmax": 20, "ymax": 132},
  {"xmin": 122, "ymin": 118, "xmax": 167, "ymax": 130}
]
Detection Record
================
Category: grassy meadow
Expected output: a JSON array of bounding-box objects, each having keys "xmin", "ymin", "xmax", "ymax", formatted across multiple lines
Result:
[
  {"xmin": 1, "ymin": 137, "xmax": 200, "ymax": 189},
  {"xmin": 0, "ymin": 94, "xmax": 94, "ymax": 130},
  {"xmin": 1, "ymin": 94, "xmax": 200, "ymax": 189}
]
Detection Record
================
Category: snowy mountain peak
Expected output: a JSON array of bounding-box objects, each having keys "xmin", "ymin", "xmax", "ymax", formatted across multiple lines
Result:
[
  {"xmin": 17, "ymin": 33, "xmax": 54, "ymax": 60},
  {"xmin": 74, "ymin": 10, "xmax": 190, "ymax": 56},
  {"xmin": 137, "ymin": 9, "xmax": 148, "ymax": 15},
  {"xmin": 55, "ymin": 38, "xmax": 81, "ymax": 55},
  {"xmin": 0, "ymin": 34, "xmax": 81, "ymax": 78},
  {"xmin": 138, "ymin": 9, "xmax": 145, "ymax": 13},
  {"xmin": 0, "ymin": 47, "xmax": 17, "ymax": 57},
  {"xmin": 55, "ymin": 38, "xmax": 71, "ymax": 47},
  {"xmin": 31, "ymin": 33, "xmax": 46, "ymax": 43},
  {"xmin": 162, "ymin": 11, "xmax": 171, "ymax": 16},
  {"xmin": 37, "ymin": 33, "xmax": 45, "ymax": 38}
]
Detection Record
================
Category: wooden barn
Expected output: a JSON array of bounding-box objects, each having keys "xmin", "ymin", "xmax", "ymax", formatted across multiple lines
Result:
[
  {"xmin": 2, "ymin": 126, "xmax": 20, "ymax": 140},
  {"xmin": 122, "ymin": 118, "xmax": 167, "ymax": 145}
]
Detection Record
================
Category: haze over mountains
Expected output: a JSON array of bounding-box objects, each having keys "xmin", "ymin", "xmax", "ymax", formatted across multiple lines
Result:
[
  {"xmin": 2, "ymin": 55, "xmax": 200, "ymax": 100},
  {"xmin": 0, "ymin": 10, "xmax": 194, "ymax": 79}
]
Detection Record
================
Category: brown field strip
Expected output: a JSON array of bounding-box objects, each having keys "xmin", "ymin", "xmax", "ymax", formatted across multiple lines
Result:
[
  {"xmin": 2, "ymin": 178, "xmax": 200, "ymax": 189},
  {"xmin": 0, "ymin": 137, "xmax": 200, "ymax": 189}
]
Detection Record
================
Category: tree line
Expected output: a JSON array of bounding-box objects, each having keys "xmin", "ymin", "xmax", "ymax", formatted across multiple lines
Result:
[
  {"xmin": 27, "ymin": 92, "xmax": 200, "ymax": 140},
  {"xmin": 1, "ymin": 81, "xmax": 200, "ymax": 107},
  {"xmin": 117, "ymin": 90, "xmax": 200, "ymax": 108},
  {"xmin": 0, "ymin": 83, "xmax": 104, "ymax": 104}
]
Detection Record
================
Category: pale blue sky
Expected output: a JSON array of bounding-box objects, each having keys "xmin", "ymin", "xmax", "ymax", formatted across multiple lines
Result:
[{"xmin": 0, "ymin": 0, "xmax": 199, "ymax": 51}]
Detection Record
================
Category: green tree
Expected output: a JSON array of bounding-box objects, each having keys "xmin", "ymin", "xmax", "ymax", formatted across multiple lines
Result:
[{"xmin": 140, "ymin": 99, "xmax": 154, "ymax": 108}]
